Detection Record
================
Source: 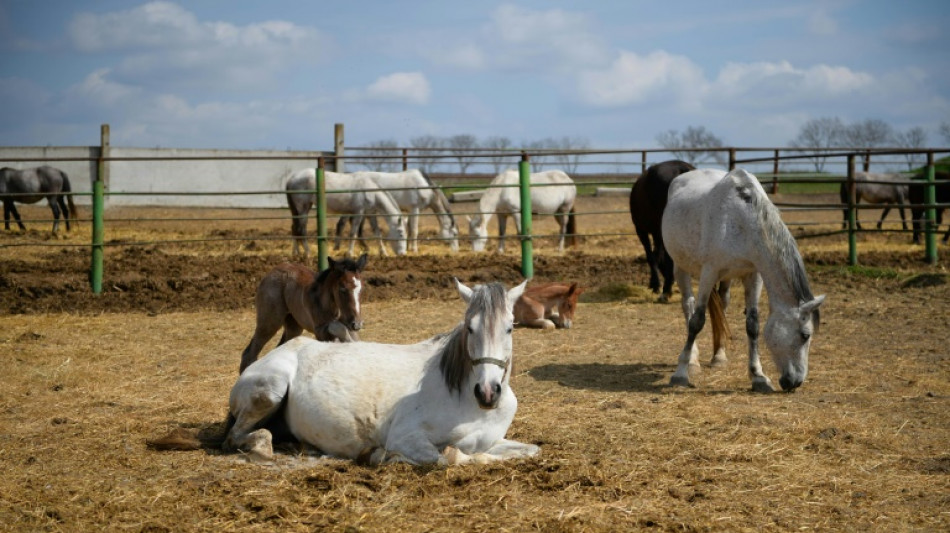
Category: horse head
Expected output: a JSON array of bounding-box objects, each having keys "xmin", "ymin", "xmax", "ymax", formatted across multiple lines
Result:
[
  {"xmin": 386, "ymin": 215, "xmax": 408, "ymax": 256},
  {"xmin": 325, "ymin": 253, "xmax": 369, "ymax": 332},
  {"xmin": 439, "ymin": 217, "xmax": 460, "ymax": 252},
  {"xmin": 555, "ymin": 283, "xmax": 584, "ymax": 329},
  {"xmin": 764, "ymin": 294, "xmax": 825, "ymax": 391},
  {"xmin": 467, "ymin": 215, "xmax": 489, "ymax": 252},
  {"xmin": 448, "ymin": 278, "xmax": 526, "ymax": 409}
]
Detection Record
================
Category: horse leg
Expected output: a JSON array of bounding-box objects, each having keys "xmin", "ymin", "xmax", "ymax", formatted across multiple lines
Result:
[
  {"xmin": 224, "ymin": 355, "xmax": 296, "ymax": 462},
  {"xmin": 3, "ymin": 201, "xmax": 12, "ymax": 230},
  {"xmin": 741, "ymin": 273, "xmax": 774, "ymax": 393},
  {"xmin": 496, "ymin": 214, "xmax": 508, "ymax": 253},
  {"xmin": 555, "ymin": 212, "xmax": 567, "ymax": 252},
  {"xmin": 333, "ymin": 216, "xmax": 348, "ymax": 251},
  {"xmin": 409, "ymin": 208, "xmax": 420, "ymax": 253},
  {"xmin": 239, "ymin": 294, "xmax": 287, "ymax": 373},
  {"xmin": 277, "ymin": 315, "xmax": 304, "ymax": 346},
  {"xmin": 443, "ymin": 438, "xmax": 540, "ymax": 465},
  {"xmin": 669, "ymin": 267, "xmax": 705, "ymax": 387},
  {"xmin": 876, "ymin": 207, "xmax": 890, "ymax": 230},
  {"xmin": 515, "ymin": 295, "xmax": 555, "ymax": 330},
  {"xmin": 47, "ymin": 197, "xmax": 62, "ymax": 233},
  {"xmin": 57, "ymin": 195, "xmax": 70, "ymax": 231},
  {"xmin": 6, "ymin": 201, "xmax": 26, "ymax": 230},
  {"xmin": 635, "ymin": 228, "xmax": 661, "ymax": 294}
]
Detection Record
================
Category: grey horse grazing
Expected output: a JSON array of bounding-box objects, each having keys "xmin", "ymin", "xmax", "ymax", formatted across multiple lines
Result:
[
  {"xmin": 662, "ymin": 168, "xmax": 825, "ymax": 393},
  {"xmin": 0, "ymin": 166, "xmax": 79, "ymax": 232},
  {"xmin": 840, "ymin": 171, "xmax": 910, "ymax": 230}
]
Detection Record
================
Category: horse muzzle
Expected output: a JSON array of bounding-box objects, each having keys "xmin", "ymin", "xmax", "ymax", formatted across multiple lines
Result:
[
  {"xmin": 474, "ymin": 382, "xmax": 502, "ymax": 409},
  {"xmin": 779, "ymin": 374, "xmax": 803, "ymax": 392},
  {"xmin": 350, "ymin": 320, "xmax": 363, "ymax": 331}
]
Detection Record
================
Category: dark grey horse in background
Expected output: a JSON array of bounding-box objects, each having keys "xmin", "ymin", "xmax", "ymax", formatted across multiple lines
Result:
[
  {"xmin": 839, "ymin": 171, "xmax": 909, "ymax": 231},
  {"xmin": 0, "ymin": 166, "xmax": 79, "ymax": 232},
  {"xmin": 629, "ymin": 160, "xmax": 695, "ymax": 301},
  {"xmin": 909, "ymin": 171, "xmax": 950, "ymax": 244}
]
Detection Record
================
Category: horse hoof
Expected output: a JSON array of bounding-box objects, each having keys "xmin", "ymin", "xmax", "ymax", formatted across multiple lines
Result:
[
  {"xmin": 751, "ymin": 380, "xmax": 776, "ymax": 393},
  {"xmin": 669, "ymin": 375, "xmax": 694, "ymax": 388},
  {"xmin": 657, "ymin": 294, "xmax": 670, "ymax": 304}
]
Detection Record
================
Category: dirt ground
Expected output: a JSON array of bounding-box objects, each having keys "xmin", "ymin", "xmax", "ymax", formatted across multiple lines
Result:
[{"xmin": 1, "ymin": 195, "xmax": 949, "ymax": 531}]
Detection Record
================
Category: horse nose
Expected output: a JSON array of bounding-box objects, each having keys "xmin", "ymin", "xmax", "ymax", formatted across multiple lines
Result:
[
  {"xmin": 473, "ymin": 382, "xmax": 502, "ymax": 409},
  {"xmin": 560, "ymin": 319, "xmax": 572, "ymax": 329},
  {"xmin": 779, "ymin": 375, "xmax": 802, "ymax": 392},
  {"xmin": 351, "ymin": 320, "xmax": 363, "ymax": 331}
]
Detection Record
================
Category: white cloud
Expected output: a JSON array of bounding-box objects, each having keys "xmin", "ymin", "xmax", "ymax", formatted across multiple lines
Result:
[
  {"xmin": 67, "ymin": 2, "xmax": 327, "ymax": 92},
  {"xmin": 576, "ymin": 50, "xmax": 707, "ymax": 108},
  {"xmin": 364, "ymin": 72, "xmax": 431, "ymax": 105}
]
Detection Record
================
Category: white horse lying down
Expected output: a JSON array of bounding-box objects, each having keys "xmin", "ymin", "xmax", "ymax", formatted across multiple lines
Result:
[{"xmin": 224, "ymin": 279, "xmax": 540, "ymax": 466}]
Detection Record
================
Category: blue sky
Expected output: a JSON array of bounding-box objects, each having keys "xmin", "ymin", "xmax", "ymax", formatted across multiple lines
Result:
[{"xmin": 1, "ymin": 1, "xmax": 948, "ymax": 151}]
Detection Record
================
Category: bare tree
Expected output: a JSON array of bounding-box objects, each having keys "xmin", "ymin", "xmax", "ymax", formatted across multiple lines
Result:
[
  {"xmin": 843, "ymin": 119, "xmax": 893, "ymax": 148},
  {"xmin": 656, "ymin": 126, "xmax": 725, "ymax": 165},
  {"xmin": 893, "ymin": 127, "xmax": 927, "ymax": 171},
  {"xmin": 410, "ymin": 135, "xmax": 443, "ymax": 172},
  {"xmin": 447, "ymin": 134, "xmax": 478, "ymax": 175},
  {"xmin": 940, "ymin": 121, "xmax": 950, "ymax": 144},
  {"xmin": 551, "ymin": 136, "xmax": 589, "ymax": 175},
  {"xmin": 484, "ymin": 136, "xmax": 514, "ymax": 175},
  {"xmin": 790, "ymin": 117, "xmax": 845, "ymax": 172},
  {"xmin": 525, "ymin": 139, "xmax": 551, "ymax": 172},
  {"xmin": 362, "ymin": 139, "xmax": 400, "ymax": 171}
]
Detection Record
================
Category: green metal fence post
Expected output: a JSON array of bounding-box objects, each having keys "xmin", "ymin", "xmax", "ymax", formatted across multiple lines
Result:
[
  {"xmin": 519, "ymin": 153, "xmax": 533, "ymax": 279},
  {"xmin": 847, "ymin": 154, "xmax": 858, "ymax": 266},
  {"xmin": 316, "ymin": 157, "xmax": 329, "ymax": 272},
  {"xmin": 924, "ymin": 152, "xmax": 937, "ymax": 265},
  {"xmin": 90, "ymin": 124, "xmax": 108, "ymax": 293}
]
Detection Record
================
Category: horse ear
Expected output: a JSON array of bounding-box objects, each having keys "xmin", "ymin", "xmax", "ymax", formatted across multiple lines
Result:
[
  {"xmin": 507, "ymin": 279, "xmax": 528, "ymax": 308},
  {"xmin": 567, "ymin": 282, "xmax": 579, "ymax": 296},
  {"xmin": 327, "ymin": 256, "xmax": 337, "ymax": 269},
  {"xmin": 356, "ymin": 253, "xmax": 369, "ymax": 271},
  {"xmin": 800, "ymin": 294, "xmax": 825, "ymax": 315},
  {"xmin": 454, "ymin": 277, "xmax": 474, "ymax": 303}
]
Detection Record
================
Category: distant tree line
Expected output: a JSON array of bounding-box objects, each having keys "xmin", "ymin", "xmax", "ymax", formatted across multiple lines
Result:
[{"xmin": 358, "ymin": 119, "xmax": 949, "ymax": 175}]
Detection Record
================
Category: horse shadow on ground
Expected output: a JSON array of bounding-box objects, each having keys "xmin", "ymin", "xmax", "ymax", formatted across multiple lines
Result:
[{"xmin": 527, "ymin": 363, "xmax": 672, "ymax": 393}]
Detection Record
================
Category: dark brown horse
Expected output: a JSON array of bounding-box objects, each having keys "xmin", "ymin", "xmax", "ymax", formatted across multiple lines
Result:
[
  {"xmin": 514, "ymin": 282, "xmax": 583, "ymax": 330},
  {"xmin": 629, "ymin": 160, "xmax": 695, "ymax": 301},
  {"xmin": 239, "ymin": 254, "xmax": 368, "ymax": 373},
  {"xmin": 0, "ymin": 166, "xmax": 79, "ymax": 232},
  {"xmin": 909, "ymin": 171, "xmax": 950, "ymax": 244}
]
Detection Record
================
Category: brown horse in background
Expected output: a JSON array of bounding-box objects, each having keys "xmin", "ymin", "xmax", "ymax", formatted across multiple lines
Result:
[
  {"xmin": 239, "ymin": 254, "xmax": 368, "ymax": 373},
  {"xmin": 629, "ymin": 160, "xmax": 695, "ymax": 301},
  {"xmin": 514, "ymin": 282, "xmax": 583, "ymax": 330}
]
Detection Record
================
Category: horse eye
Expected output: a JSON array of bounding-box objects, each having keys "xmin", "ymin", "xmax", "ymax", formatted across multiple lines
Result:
[
  {"xmin": 506, "ymin": 327, "xmax": 513, "ymax": 335},
  {"xmin": 800, "ymin": 332, "xmax": 811, "ymax": 342}
]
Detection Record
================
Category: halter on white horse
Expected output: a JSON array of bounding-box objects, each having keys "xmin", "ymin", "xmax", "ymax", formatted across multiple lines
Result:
[{"xmin": 224, "ymin": 278, "xmax": 539, "ymax": 465}]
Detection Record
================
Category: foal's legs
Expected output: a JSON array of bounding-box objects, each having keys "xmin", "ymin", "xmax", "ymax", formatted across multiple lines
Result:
[
  {"xmin": 515, "ymin": 296, "xmax": 556, "ymax": 330},
  {"xmin": 240, "ymin": 290, "xmax": 289, "ymax": 373},
  {"xmin": 741, "ymin": 273, "xmax": 774, "ymax": 393}
]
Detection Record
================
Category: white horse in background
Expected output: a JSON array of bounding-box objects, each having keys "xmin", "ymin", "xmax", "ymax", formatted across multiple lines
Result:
[
  {"xmin": 468, "ymin": 169, "xmax": 577, "ymax": 253},
  {"xmin": 286, "ymin": 169, "xmax": 408, "ymax": 257},
  {"xmin": 662, "ymin": 168, "xmax": 826, "ymax": 393},
  {"xmin": 340, "ymin": 169, "xmax": 459, "ymax": 252},
  {"xmin": 224, "ymin": 278, "xmax": 540, "ymax": 466}
]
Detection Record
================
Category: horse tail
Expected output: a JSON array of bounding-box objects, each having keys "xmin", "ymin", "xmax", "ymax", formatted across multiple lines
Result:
[
  {"xmin": 708, "ymin": 287, "xmax": 730, "ymax": 353},
  {"xmin": 567, "ymin": 206, "xmax": 578, "ymax": 246},
  {"xmin": 61, "ymin": 172, "xmax": 80, "ymax": 222}
]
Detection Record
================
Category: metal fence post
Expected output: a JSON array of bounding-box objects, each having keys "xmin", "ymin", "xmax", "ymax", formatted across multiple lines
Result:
[
  {"xmin": 519, "ymin": 153, "xmax": 533, "ymax": 279},
  {"xmin": 847, "ymin": 154, "xmax": 858, "ymax": 266},
  {"xmin": 924, "ymin": 152, "xmax": 937, "ymax": 265},
  {"xmin": 90, "ymin": 124, "xmax": 108, "ymax": 293},
  {"xmin": 316, "ymin": 157, "xmax": 329, "ymax": 272}
]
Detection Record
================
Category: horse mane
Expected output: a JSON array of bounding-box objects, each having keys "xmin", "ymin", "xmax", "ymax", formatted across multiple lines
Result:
[
  {"xmin": 739, "ymin": 172, "xmax": 816, "ymax": 312},
  {"xmin": 438, "ymin": 282, "xmax": 507, "ymax": 394}
]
